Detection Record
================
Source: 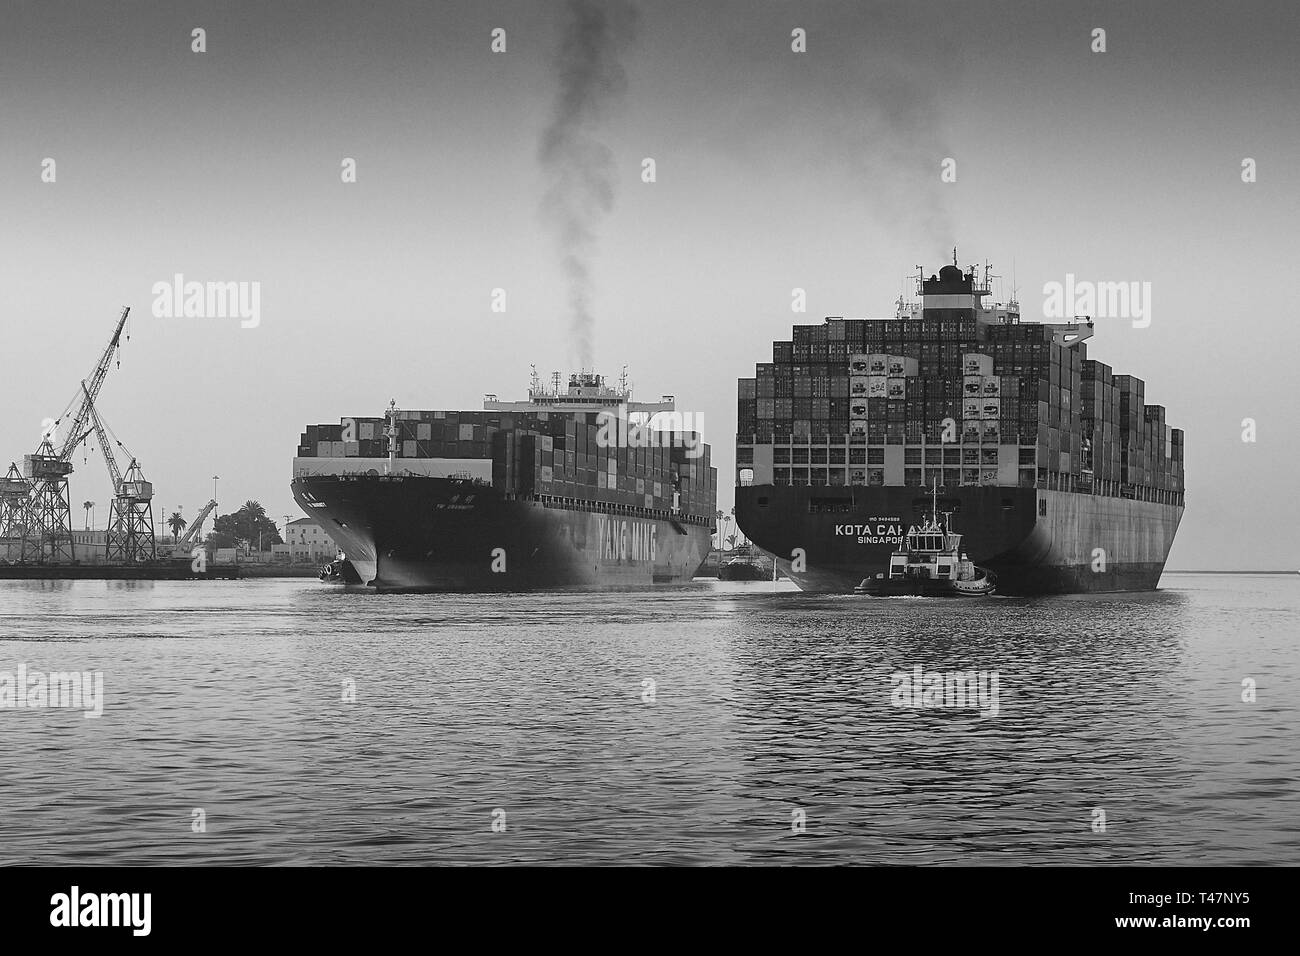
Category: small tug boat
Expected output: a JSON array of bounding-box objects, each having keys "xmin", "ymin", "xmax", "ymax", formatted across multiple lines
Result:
[
  {"xmin": 717, "ymin": 544, "xmax": 770, "ymax": 581},
  {"xmin": 854, "ymin": 484, "xmax": 996, "ymax": 597},
  {"xmin": 319, "ymin": 550, "xmax": 362, "ymax": 584}
]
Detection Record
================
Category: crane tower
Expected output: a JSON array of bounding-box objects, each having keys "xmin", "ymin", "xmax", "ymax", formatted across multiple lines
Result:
[{"xmin": 19, "ymin": 307, "xmax": 130, "ymax": 563}]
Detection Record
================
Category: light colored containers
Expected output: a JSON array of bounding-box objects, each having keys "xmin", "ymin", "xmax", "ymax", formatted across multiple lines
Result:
[
  {"xmin": 850, "ymin": 401, "xmax": 869, "ymax": 420},
  {"xmin": 982, "ymin": 375, "xmax": 1000, "ymax": 395},
  {"xmin": 963, "ymin": 375, "xmax": 983, "ymax": 396},
  {"xmin": 868, "ymin": 353, "xmax": 889, "ymax": 375},
  {"xmin": 867, "ymin": 376, "xmax": 887, "ymax": 398},
  {"xmin": 849, "ymin": 353, "xmax": 871, "ymax": 374},
  {"xmin": 887, "ymin": 378, "xmax": 905, "ymax": 399},
  {"xmin": 963, "ymin": 353, "xmax": 993, "ymax": 376},
  {"xmin": 850, "ymin": 376, "xmax": 870, "ymax": 396},
  {"xmin": 887, "ymin": 356, "xmax": 919, "ymax": 376}
]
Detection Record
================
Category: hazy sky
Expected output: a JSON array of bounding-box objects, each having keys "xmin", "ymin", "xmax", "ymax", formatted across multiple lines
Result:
[{"xmin": 2, "ymin": 1, "xmax": 1297, "ymax": 569}]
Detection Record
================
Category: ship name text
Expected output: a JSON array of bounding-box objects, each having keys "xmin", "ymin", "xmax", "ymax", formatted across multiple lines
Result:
[
  {"xmin": 597, "ymin": 516, "xmax": 657, "ymax": 563},
  {"xmin": 835, "ymin": 523, "xmax": 905, "ymax": 545}
]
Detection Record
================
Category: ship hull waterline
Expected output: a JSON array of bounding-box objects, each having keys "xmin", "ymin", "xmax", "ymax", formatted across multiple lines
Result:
[
  {"xmin": 292, "ymin": 474, "xmax": 713, "ymax": 592},
  {"xmin": 736, "ymin": 483, "xmax": 1183, "ymax": 595}
]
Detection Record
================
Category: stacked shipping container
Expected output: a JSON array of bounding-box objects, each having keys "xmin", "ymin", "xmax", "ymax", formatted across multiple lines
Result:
[
  {"xmin": 737, "ymin": 316, "xmax": 1183, "ymax": 503},
  {"xmin": 299, "ymin": 411, "xmax": 717, "ymax": 519}
]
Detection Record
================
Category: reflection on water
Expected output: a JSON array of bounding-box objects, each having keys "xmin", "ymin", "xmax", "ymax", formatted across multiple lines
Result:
[{"xmin": 0, "ymin": 575, "xmax": 1295, "ymax": 864}]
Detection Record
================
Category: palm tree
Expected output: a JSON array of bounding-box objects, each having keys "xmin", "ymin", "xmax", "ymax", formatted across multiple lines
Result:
[
  {"xmin": 237, "ymin": 500, "xmax": 273, "ymax": 552},
  {"xmin": 730, "ymin": 507, "xmax": 745, "ymax": 547},
  {"xmin": 168, "ymin": 510, "xmax": 186, "ymax": 542},
  {"xmin": 82, "ymin": 500, "xmax": 94, "ymax": 530}
]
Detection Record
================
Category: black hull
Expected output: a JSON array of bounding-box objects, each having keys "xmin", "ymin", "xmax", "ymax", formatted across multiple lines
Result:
[
  {"xmin": 319, "ymin": 558, "xmax": 362, "ymax": 584},
  {"xmin": 717, "ymin": 562, "xmax": 767, "ymax": 581},
  {"xmin": 735, "ymin": 484, "xmax": 1182, "ymax": 595},
  {"xmin": 854, "ymin": 579, "xmax": 994, "ymax": 598},
  {"xmin": 292, "ymin": 475, "xmax": 713, "ymax": 592}
]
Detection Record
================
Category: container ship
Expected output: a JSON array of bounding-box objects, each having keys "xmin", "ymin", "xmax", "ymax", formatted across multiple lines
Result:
[
  {"xmin": 734, "ymin": 258, "xmax": 1185, "ymax": 594},
  {"xmin": 291, "ymin": 372, "xmax": 717, "ymax": 591}
]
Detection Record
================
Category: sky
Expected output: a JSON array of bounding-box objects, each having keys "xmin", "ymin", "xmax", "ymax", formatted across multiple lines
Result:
[{"xmin": 1, "ymin": 0, "xmax": 1297, "ymax": 569}]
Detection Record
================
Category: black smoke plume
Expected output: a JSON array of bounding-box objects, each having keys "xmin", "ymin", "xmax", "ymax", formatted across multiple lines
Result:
[{"xmin": 539, "ymin": 0, "xmax": 638, "ymax": 371}]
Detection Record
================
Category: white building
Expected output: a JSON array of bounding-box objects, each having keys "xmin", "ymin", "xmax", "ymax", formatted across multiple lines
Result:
[{"xmin": 280, "ymin": 517, "xmax": 339, "ymax": 562}]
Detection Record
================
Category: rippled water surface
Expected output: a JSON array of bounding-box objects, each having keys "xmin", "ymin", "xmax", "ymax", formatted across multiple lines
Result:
[{"xmin": 0, "ymin": 574, "xmax": 1296, "ymax": 865}]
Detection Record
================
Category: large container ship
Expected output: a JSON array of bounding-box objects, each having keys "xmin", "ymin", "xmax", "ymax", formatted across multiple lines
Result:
[
  {"xmin": 291, "ymin": 372, "xmax": 717, "ymax": 591},
  {"xmin": 734, "ymin": 258, "xmax": 1185, "ymax": 594}
]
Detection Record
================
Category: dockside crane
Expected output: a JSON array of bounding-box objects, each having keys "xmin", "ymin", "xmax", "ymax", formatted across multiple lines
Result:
[
  {"xmin": 169, "ymin": 499, "xmax": 218, "ymax": 562},
  {"xmin": 19, "ymin": 307, "xmax": 130, "ymax": 563},
  {"xmin": 84, "ymin": 399, "xmax": 156, "ymax": 563},
  {"xmin": 0, "ymin": 464, "xmax": 31, "ymax": 542}
]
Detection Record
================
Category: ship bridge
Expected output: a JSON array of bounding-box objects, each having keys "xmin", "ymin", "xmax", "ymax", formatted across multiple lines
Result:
[{"xmin": 482, "ymin": 370, "xmax": 676, "ymax": 416}]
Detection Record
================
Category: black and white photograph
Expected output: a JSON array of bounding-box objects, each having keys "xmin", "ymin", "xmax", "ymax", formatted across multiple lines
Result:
[{"xmin": 0, "ymin": 0, "xmax": 1294, "ymax": 936}]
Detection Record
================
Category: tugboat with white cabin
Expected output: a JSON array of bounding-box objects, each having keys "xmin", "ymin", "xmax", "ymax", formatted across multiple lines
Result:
[{"xmin": 855, "ymin": 484, "xmax": 996, "ymax": 597}]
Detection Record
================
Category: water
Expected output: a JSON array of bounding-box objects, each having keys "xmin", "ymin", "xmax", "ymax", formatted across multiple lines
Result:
[{"xmin": 0, "ymin": 573, "xmax": 1296, "ymax": 865}]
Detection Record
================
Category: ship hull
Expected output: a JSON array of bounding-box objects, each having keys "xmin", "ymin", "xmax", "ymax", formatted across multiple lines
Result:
[
  {"xmin": 854, "ymin": 577, "xmax": 996, "ymax": 598},
  {"xmin": 736, "ymin": 484, "xmax": 1182, "ymax": 595},
  {"xmin": 292, "ymin": 475, "xmax": 712, "ymax": 592},
  {"xmin": 717, "ymin": 561, "xmax": 767, "ymax": 581}
]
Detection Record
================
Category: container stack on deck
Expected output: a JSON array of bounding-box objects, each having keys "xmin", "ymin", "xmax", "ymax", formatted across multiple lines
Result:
[
  {"xmin": 736, "ymin": 316, "xmax": 1183, "ymax": 504},
  {"xmin": 299, "ymin": 412, "xmax": 716, "ymax": 519}
]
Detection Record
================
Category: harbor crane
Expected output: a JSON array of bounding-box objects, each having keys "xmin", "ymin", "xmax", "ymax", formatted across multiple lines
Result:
[
  {"xmin": 0, "ymin": 464, "xmax": 31, "ymax": 542},
  {"xmin": 19, "ymin": 307, "xmax": 130, "ymax": 563},
  {"xmin": 169, "ymin": 499, "xmax": 218, "ymax": 561},
  {"xmin": 84, "ymin": 398, "xmax": 156, "ymax": 563}
]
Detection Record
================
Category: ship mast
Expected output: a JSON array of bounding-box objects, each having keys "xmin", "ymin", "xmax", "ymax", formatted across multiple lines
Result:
[{"xmin": 385, "ymin": 399, "xmax": 398, "ymax": 475}]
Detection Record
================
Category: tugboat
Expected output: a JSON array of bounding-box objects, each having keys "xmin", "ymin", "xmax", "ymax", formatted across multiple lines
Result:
[
  {"xmin": 319, "ymin": 550, "xmax": 362, "ymax": 584},
  {"xmin": 717, "ymin": 544, "xmax": 770, "ymax": 581},
  {"xmin": 854, "ymin": 484, "xmax": 996, "ymax": 597}
]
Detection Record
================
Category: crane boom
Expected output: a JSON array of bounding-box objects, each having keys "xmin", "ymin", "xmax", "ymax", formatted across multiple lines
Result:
[
  {"xmin": 53, "ymin": 306, "xmax": 130, "ymax": 463},
  {"xmin": 178, "ymin": 499, "xmax": 219, "ymax": 546},
  {"xmin": 85, "ymin": 391, "xmax": 123, "ymax": 494}
]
